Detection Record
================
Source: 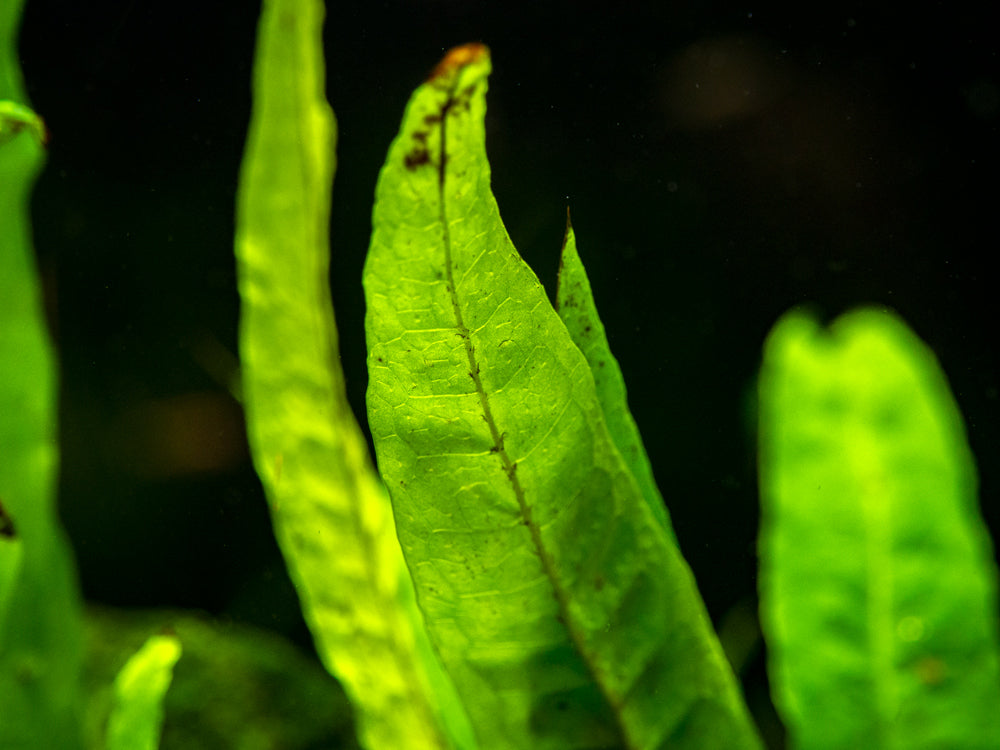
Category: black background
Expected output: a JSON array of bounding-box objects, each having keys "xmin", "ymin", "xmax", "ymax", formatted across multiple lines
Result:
[{"xmin": 17, "ymin": 0, "xmax": 1000, "ymax": 742}]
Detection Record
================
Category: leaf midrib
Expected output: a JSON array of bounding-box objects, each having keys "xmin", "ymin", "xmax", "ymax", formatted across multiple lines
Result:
[
  {"xmin": 853, "ymin": 416, "xmax": 897, "ymax": 746},
  {"xmin": 434, "ymin": 74, "xmax": 633, "ymax": 749}
]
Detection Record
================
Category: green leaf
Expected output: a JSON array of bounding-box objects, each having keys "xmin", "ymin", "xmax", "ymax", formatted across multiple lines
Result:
[
  {"xmin": 234, "ymin": 2, "xmax": 473, "ymax": 749},
  {"xmin": 83, "ymin": 606, "xmax": 356, "ymax": 750},
  {"xmin": 364, "ymin": 44, "xmax": 761, "ymax": 750},
  {"xmin": 555, "ymin": 216, "xmax": 675, "ymax": 544},
  {"xmin": 1, "ymin": 2, "xmax": 85, "ymax": 748},
  {"xmin": 758, "ymin": 307, "xmax": 1000, "ymax": 749},
  {"xmin": 105, "ymin": 635, "xmax": 181, "ymax": 750}
]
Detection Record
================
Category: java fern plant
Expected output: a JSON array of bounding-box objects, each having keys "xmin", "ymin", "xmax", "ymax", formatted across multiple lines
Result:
[
  {"xmin": 232, "ymin": 0, "xmax": 1000, "ymax": 749},
  {"xmin": 3, "ymin": 0, "xmax": 1000, "ymax": 746}
]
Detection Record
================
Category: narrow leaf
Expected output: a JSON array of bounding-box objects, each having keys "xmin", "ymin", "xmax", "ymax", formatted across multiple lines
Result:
[
  {"xmin": 555, "ymin": 216, "xmax": 675, "ymax": 543},
  {"xmin": 1, "ymin": 2, "xmax": 85, "ymax": 747},
  {"xmin": 105, "ymin": 634, "xmax": 181, "ymax": 750},
  {"xmin": 234, "ymin": 1, "xmax": 473, "ymax": 748},
  {"xmin": 758, "ymin": 307, "xmax": 1000, "ymax": 749},
  {"xmin": 364, "ymin": 44, "xmax": 761, "ymax": 750}
]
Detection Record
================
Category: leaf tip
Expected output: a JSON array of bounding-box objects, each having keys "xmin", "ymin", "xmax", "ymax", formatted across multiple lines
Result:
[{"xmin": 429, "ymin": 42, "xmax": 490, "ymax": 83}]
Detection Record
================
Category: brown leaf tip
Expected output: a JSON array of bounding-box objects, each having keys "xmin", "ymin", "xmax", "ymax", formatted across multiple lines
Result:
[{"xmin": 429, "ymin": 43, "xmax": 490, "ymax": 82}]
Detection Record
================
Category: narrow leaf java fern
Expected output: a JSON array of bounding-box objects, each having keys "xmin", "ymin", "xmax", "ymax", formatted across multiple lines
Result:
[
  {"xmin": 555, "ymin": 217, "xmax": 675, "ymax": 545},
  {"xmin": 234, "ymin": 1, "xmax": 473, "ymax": 748},
  {"xmin": 364, "ymin": 43, "xmax": 761, "ymax": 749},
  {"xmin": 758, "ymin": 308, "xmax": 1000, "ymax": 749},
  {"xmin": 1, "ymin": 0, "xmax": 85, "ymax": 746}
]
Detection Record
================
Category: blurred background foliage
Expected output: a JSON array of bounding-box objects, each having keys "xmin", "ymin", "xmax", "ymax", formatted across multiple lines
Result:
[{"xmin": 16, "ymin": 1, "xmax": 999, "ymax": 745}]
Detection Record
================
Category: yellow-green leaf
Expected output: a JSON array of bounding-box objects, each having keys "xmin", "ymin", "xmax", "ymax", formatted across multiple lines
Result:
[
  {"xmin": 758, "ymin": 307, "xmax": 1000, "ymax": 749},
  {"xmin": 105, "ymin": 635, "xmax": 181, "ymax": 750},
  {"xmin": 234, "ymin": 2, "xmax": 473, "ymax": 749},
  {"xmin": 364, "ymin": 43, "xmax": 761, "ymax": 750},
  {"xmin": 555, "ymin": 216, "xmax": 675, "ymax": 543}
]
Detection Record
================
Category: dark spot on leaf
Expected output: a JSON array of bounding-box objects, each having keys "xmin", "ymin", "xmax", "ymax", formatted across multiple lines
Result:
[
  {"xmin": 0, "ymin": 498, "xmax": 15, "ymax": 539},
  {"xmin": 404, "ymin": 148, "xmax": 431, "ymax": 171}
]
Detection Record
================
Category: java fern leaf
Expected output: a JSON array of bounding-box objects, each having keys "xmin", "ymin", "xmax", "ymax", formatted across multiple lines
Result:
[
  {"xmin": 104, "ymin": 634, "xmax": 181, "ymax": 750},
  {"xmin": 1, "ymin": 1, "xmax": 85, "ymax": 747},
  {"xmin": 555, "ymin": 217, "xmax": 675, "ymax": 544},
  {"xmin": 758, "ymin": 308, "xmax": 1000, "ymax": 749},
  {"xmin": 363, "ymin": 43, "xmax": 762, "ymax": 750},
  {"xmin": 234, "ymin": 1, "xmax": 474, "ymax": 748}
]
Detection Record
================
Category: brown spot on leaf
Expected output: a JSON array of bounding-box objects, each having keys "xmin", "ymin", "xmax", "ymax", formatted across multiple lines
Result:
[
  {"xmin": 404, "ymin": 148, "xmax": 431, "ymax": 171},
  {"xmin": 428, "ymin": 43, "xmax": 489, "ymax": 83},
  {"xmin": 0, "ymin": 498, "xmax": 14, "ymax": 538}
]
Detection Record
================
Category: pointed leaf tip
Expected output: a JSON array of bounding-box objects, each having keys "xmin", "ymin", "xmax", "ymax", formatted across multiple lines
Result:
[{"xmin": 429, "ymin": 43, "xmax": 490, "ymax": 82}]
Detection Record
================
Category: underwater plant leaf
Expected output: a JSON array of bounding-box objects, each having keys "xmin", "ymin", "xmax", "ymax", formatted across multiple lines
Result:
[
  {"xmin": 234, "ymin": 2, "xmax": 474, "ymax": 749},
  {"xmin": 364, "ymin": 43, "xmax": 762, "ymax": 750},
  {"xmin": 83, "ymin": 606, "xmax": 357, "ymax": 750},
  {"xmin": 104, "ymin": 634, "xmax": 181, "ymax": 750},
  {"xmin": 555, "ymin": 216, "xmax": 675, "ymax": 543},
  {"xmin": 0, "ymin": 2, "xmax": 85, "ymax": 748},
  {"xmin": 758, "ymin": 308, "xmax": 1000, "ymax": 750}
]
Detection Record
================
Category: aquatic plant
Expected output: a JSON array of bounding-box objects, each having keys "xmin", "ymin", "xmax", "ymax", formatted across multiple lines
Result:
[{"xmin": 3, "ymin": 0, "xmax": 999, "ymax": 747}]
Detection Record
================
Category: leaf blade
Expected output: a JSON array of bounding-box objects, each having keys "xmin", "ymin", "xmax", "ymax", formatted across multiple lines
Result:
[
  {"xmin": 364, "ymin": 44, "xmax": 761, "ymax": 750},
  {"xmin": 105, "ymin": 635, "xmax": 182, "ymax": 750},
  {"xmin": 758, "ymin": 307, "xmax": 1000, "ymax": 749},
  {"xmin": 555, "ymin": 218, "xmax": 675, "ymax": 543},
  {"xmin": 1, "ymin": 4, "xmax": 85, "ymax": 747},
  {"xmin": 233, "ymin": 2, "xmax": 473, "ymax": 748}
]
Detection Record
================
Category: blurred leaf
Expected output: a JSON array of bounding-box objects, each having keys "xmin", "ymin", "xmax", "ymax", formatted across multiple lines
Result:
[
  {"xmin": 1, "ymin": 2, "xmax": 85, "ymax": 748},
  {"xmin": 0, "ymin": 101, "xmax": 46, "ymax": 147},
  {"xmin": 555, "ymin": 216, "xmax": 675, "ymax": 543},
  {"xmin": 364, "ymin": 43, "xmax": 761, "ymax": 749},
  {"xmin": 234, "ymin": 1, "xmax": 473, "ymax": 748},
  {"xmin": 83, "ymin": 607, "xmax": 355, "ymax": 750},
  {"xmin": 758, "ymin": 307, "xmax": 1000, "ymax": 749},
  {"xmin": 105, "ymin": 635, "xmax": 181, "ymax": 750}
]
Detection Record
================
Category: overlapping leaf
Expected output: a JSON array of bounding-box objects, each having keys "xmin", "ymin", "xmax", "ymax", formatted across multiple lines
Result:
[
  {"xmin": 234, "ymin": 2, "xmax": 473, "ymax": 748},
  {"xmin": 556, "ymin": 218, "xmax": 674, "ymax": 543},
  {"xmin": 364, "ymin": 44, "xmax": 760, "ymax": 749},
  {"xmin": 758, "ymin": 308, "xmax": 1000, "ymax": 749}
]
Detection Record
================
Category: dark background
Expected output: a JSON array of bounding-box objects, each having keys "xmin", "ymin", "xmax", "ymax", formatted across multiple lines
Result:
[{"xmin": 18, "ymin": 0, "xmax": 1000, "ymax": 742}]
